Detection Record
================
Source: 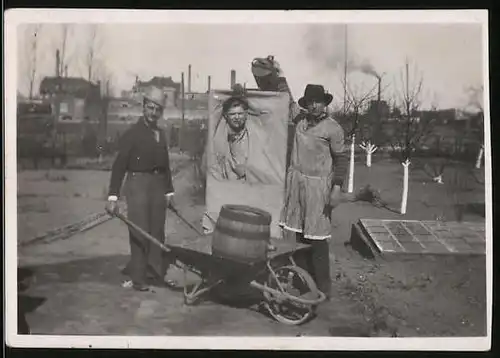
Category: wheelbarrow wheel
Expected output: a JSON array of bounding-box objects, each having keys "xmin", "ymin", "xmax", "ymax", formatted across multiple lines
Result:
[{"xmin": 262, "ymin": 265, "xmax": 319, "ymax": 326}]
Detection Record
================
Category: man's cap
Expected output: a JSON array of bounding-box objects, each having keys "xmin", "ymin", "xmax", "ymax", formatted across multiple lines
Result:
[{"xmin": 143, "ymin": 86, "xmax": 167, "ymax": 108}]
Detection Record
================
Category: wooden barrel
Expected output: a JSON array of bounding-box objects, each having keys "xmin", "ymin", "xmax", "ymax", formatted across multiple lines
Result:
[{"xmin": 211, "ymin": 205, "xmax": 272, "ymax": 262}]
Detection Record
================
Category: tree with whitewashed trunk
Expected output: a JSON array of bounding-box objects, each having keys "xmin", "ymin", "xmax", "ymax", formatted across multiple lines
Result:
[
  {"xmin": 400, "ymin": 159, "xmax": 411, "ymax": 214},
  {"xmin": 359, "ymin": 141, "xmax": 377, "ymax": 167},
  {"xmin": 421, "ymin": 159, "xmax": 447, "ymax": 185},
  {"xmin": 464, "ymin": 85, "xmax": 485, "ymax": 169},
  {"xmin": 390, "ymin": 58, "xmax": 435, "ymax": 215},
  {"xmin": 416, "ymin": 98, "xmax": 450, "ymax": 186},
  {"xmin": 348, "ymin": 134, "xmax": 355, "ymax": 193},
  {"xmin": 475, "ymin": 144, "xmax": 484, "ymax": 169},
  {"xmin": 340, "ymin": 77, "xmax": 378, "ymax": 193}
]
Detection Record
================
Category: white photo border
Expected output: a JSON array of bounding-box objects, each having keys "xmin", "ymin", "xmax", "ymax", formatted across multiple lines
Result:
[{"xmin": 4, "ymin": 8, "xmax": 492, "ymax": 351}]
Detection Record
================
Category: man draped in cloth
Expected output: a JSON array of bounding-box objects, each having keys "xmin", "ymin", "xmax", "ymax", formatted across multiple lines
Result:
[
  {"xmin": 209, "ymin": 95, "xmax": 283, "ymax": 185},
  {"xmin": 279, "ymin": 84, "xmax": 348, "ymax": 300}
]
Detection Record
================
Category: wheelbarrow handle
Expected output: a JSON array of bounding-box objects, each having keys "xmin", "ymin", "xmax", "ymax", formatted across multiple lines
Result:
[
  {"xmin": 114, "ymin": 212, "xmax": 172, "ymax": 255},
  {"xmin": 169, "ymin": 206, "xmax": 205, "ymax": 237}
]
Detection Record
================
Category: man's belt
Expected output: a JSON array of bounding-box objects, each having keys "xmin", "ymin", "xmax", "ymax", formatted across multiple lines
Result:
[
  {"xmin": 129, "ymin": 168, "xmax": 166, "ymax": 175},
  {"xmin": 290, "ymin": 165, "xmax": 331, "ymax": 179}
]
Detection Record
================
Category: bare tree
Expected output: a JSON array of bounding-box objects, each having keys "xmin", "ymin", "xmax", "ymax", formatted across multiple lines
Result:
[
  {"xmin": 389, "ymin": 59, "xmax": 435, "ymax": 161},
  {"xmin": 340, "ymin": 77, "xmax": 378, "ymax": 192},
  {"xmin": 93, "ymin": 59, "xmax": 114, "ymax": 162},
  {"xmin": 341, "ymin": 78, "xmax": 378, "ymax": 139},
  {"xmin": 85, "ymin": 25, "xmax": 102, "ymax": 83},
  {"xmin": 25, "ymin": 25, "xmax": 43, "ymax": 99},
  {"xmin": 390, "ymin": 58, "xmax": 435, "ymax": 214},
  {"xmin": 57, "ymin": 24, "xmax": 72, "ymax": 76}
]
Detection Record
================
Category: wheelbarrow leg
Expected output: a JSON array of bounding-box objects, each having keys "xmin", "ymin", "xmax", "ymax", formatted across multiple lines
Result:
[
  {"xmin": 184, "ymin": 279, "xmax": 204, "ymax": 305},
  {"xmin": 182, "ymin": 265, "xmax": 224, "ymax": 306},
  {"xmin": 184, "ymin": 278, "xmax": 224, "ymax": 306},
  {"xmin": 288, "ymin": 254, "xmax": 298, "ymax": 267}
]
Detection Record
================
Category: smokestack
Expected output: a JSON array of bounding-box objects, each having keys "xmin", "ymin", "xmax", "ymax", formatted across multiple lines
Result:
[
  {"xmin": 188, "ymin": 64, "xmax": 192, "ymax": 93},
  {"xmin": 64, "ymin": 65, "xmax": 68, "ymax": 78},
  {"xmin": 181, "ymin": 72, "xmax": 185, "ymax": 119},
  {"xmin": 207, "ymin": 75, "xmax": 211, "ymax": 93},
  {"xmin": 377, "ymin": 76, "xmax": 381, "ymax": 103},
  {"xmin": 230, "ymin": 70, "xmax": 236, "ymax": 89},
  {"xmin": 181, "ymin": 72, "xmax": 185, "ymax": 151},
  {"xmin": 55, "ymin": 49, "xmax": 60, "ymax": 77}
]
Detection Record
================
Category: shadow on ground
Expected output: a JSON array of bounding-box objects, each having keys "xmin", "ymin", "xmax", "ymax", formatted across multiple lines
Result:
[
  {"xmin": 18, "ymin": 267, "xmax": 47, "ymax": 334},
  {"xmin": 22, "ymin": 254, "xmax": 132, "ymax": 287}
]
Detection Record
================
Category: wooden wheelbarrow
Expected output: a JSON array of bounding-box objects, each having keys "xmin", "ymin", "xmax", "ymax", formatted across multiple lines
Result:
[{"xmin": 113, "ymin": 211, "xmax": 326, "ymax": 325}]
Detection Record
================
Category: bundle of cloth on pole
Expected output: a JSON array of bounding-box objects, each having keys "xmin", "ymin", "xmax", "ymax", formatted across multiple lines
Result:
[{"xmin": 251, "ymin": 55, "xmax": 289, "ymax": 93}]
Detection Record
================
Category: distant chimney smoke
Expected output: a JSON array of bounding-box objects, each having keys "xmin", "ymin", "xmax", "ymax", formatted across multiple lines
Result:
[
  {"xmin": 188, "ymin": 64, "xmax": 192, "ymax": 93},
  {"xmin": 208, "ymin": 75, "xmax": 211, "ymax": 92},
  {"xmin": 55, "ymin": 49, "xmax": 60, "ymax": 77},
  {"xmin": 230, "ymin": 70, "xmax": 236, "ymax": 89}
]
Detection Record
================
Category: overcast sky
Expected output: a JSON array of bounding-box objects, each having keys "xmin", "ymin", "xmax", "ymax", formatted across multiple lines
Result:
[{"xmin": 17, "ymin": 22, "xmax": 484, "ymax": 110}]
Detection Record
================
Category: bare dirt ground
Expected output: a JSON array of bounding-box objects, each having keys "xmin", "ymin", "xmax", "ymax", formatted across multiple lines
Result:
[
  {"xmin": 16, "ymin": 154, "xmax": 487, "ymax": 337},
  {"xmin": 16, "ymin": 153, "xmax": 190, "ymax": 245}
]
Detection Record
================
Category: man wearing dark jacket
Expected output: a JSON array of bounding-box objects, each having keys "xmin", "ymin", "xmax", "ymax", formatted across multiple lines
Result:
[{"xmin": 106, "ymin": 86, "xmax": 175, "ymax": 292}]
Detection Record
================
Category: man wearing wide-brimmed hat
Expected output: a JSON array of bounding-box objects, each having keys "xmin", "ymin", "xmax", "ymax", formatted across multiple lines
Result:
[
  {"xmin": 279, "ymin": 84, "xmax": 348, "ymax": 300},
  {"xmin": 106, "ymin": 86, "xmax": 175, "ymax": 292}
]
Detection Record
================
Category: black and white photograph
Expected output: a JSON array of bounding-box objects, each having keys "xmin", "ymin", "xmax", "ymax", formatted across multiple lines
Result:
[{"xmin": 5, "ymin": 9, "xmax": 491, "ymax": 350}]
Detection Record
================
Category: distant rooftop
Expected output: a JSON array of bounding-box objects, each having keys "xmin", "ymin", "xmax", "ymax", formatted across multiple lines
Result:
[
  {"xmin": 39, "ymin": 77, "xmax": 100, "ymax": 98},
  {"xmin": 137, "ymin": 76, "xmax": 181, "ymax": 91}
]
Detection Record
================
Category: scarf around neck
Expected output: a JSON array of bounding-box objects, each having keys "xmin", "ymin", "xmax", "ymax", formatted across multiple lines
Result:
[{"xmin": 306, "ymin": 112, "xmax": 328, "ymax": 128}]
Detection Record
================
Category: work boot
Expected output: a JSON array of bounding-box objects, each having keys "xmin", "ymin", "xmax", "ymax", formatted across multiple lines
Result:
[
  {"xmin": 146, "ymin": 275, "xmax": 177, "ymax": 289},
  {"xmin": 318, "ymin": 285, "xmax": 332, "ymax": 302},
  {"xmin": 132, "ymin": 283, "xmax": 150, "ymax": 292},
  {"xmin": 122, "ymin": 279, "xmax": 154, "ymax": 292}
]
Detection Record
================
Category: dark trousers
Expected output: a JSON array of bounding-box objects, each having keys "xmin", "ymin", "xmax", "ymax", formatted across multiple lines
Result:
[
  {"xmin": 124, "ymin": 172, "xmax": 169, "ymax": 285},
  {"xmin": 294, "ymin": 233, "xmax": 332, "ymax": 297}
]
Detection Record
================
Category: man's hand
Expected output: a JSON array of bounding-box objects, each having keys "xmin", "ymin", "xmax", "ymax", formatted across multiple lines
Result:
[
  {"xmin": 105, "ymin": 199, "xmax": 119, "ymax": 216},
  {"xmin": 322, "ymin": 185, "xmax": 343, "ymax": 220},
  {"xmin": 233, "ymin": 164, "xmax": 246, "ymax": 179},
  {"xmin": 329, "ymin": 185, "xmax": 343, "ymax": 209},
  {"xmin": 165, "ymin": 194, "xmax": 175, "ymax": 209}
]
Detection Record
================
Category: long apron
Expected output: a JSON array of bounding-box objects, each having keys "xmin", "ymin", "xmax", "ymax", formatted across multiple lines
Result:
[{"xmin": 279, "ymin": 118, "xmax": 335, "ymax": 240}]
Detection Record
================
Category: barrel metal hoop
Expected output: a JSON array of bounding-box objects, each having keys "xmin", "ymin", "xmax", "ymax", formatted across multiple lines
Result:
[
  {"xmin": 211, "ymin": 250, "xmax": 266, "ymax": 265},
  {"xmin": 216, "ymin": 215, "xmax": 270, "ymax": 232},
  {"xmin": 220, "ymin": 204, "xmax": 272, "ymax": 226},
  {"xmin": 214, "ymin": 226, "xmax": 270, "ymax": 242}
]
